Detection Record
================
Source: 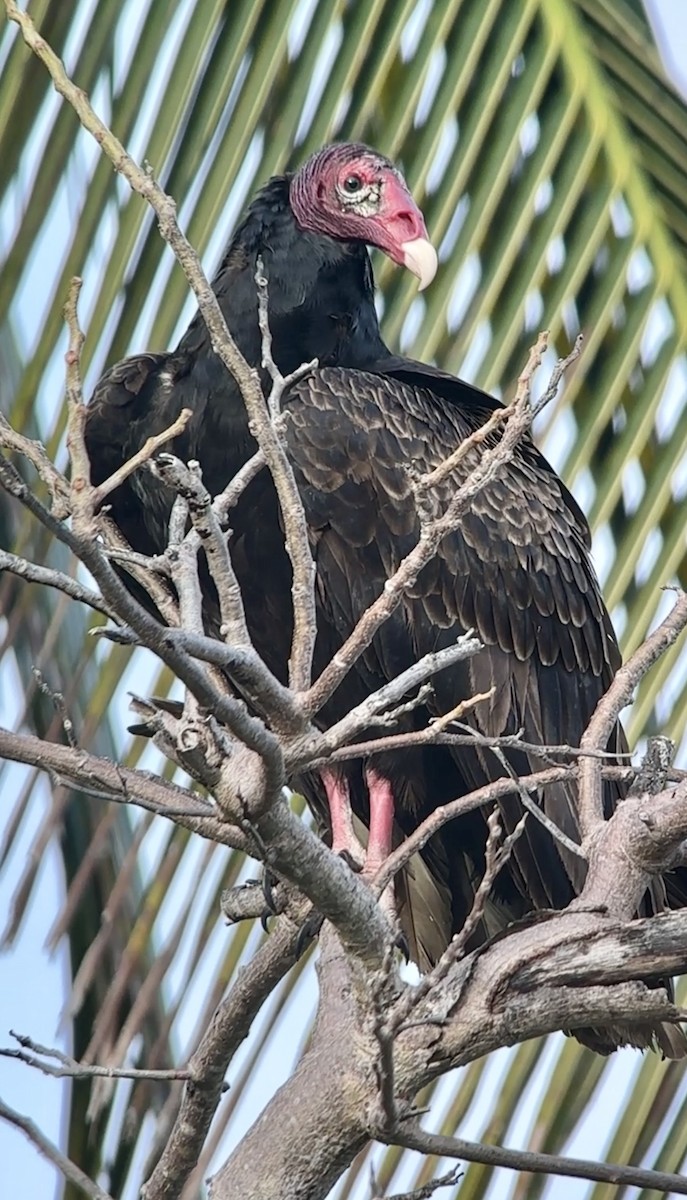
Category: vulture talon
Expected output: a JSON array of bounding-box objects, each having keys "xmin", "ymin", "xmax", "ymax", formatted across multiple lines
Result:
[
  {"xmin": 261, "ymin": 867, "xmax": 280, "ymax": 916},
  {"xmin": 394, "ymin": 929, "xmax": 410, "ymax": 963},
  {"xmin": 294, "ymin": 912, "xmax": 324, "ymax": 961},
  {"xmin": 338, "ymin": 849, "xmax": 363, "ymax": 873}
]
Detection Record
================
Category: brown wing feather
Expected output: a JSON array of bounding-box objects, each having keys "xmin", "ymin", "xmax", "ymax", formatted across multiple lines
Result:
[{"xmin": 284, "ymin": 366, "xmax": 623, "ymax": 917}]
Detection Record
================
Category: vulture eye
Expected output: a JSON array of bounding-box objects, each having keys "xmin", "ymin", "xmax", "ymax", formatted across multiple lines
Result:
[{"xmin": 342, "ymin": 174, "xmax": 363, "ymax": 194}]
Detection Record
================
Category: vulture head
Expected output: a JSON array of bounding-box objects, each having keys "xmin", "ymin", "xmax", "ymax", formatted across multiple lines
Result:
[{"xmin": 289, "ymin": 142, "xmax": 438, "ymax": 290}]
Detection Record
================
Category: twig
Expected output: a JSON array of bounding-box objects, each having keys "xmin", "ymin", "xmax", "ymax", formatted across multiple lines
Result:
[
  {"xmin": 94, "ymin": 408, "xmax": 193, "ymax": 504},
  {"xmin": 301, "ymin": 634, "xmax": 482, "ymax": 763},
  {"xmin": 428, "ymin": 691, "xmax": 494, "ymax": 732},
  {"xmin": 99, "ymin": 512, "xmax": 180, "ymax": 624},
  {"xmin": 256, "ymin": 259, "xmax": 316, "ymax": 420},
  {"xmin": 63, "ymin": 277, "xmax": 92, "ymax": 526},
  {"xmin": 0, "ymin": 412, "xmax": 70, "ymax": 518},
  {"xmin": 0, "ymin": 449, "xmax": 85, "ymax": 558},
  {"xmin": 212, "ymin": 445, "xmax": 268, "ymax": 518},
  {"xmin": 162, "ymin": 470, "xmax": 204, "ymax": 639},
  {"xmin": 103, "ymin": 545, "xmax": 171, "ymax": 574},
  {"xmin": 379, "ymin": 1122, "xmax": 687, "ymax": 1195},
  {"xmin": 0, "ymin": 549, "xmax": 118, "ymax": 620},
  {"xmin": 0, "ymin": 1095, "xmax": 114, "ymax": 1200},
  {"xmin": 418, "ymin": 406, "xmax": 508, "ymax": 491},
  {"xmin": 578, "ymin": 588, "xmax": 687, "ymax": 839},
  {"xmin": 32, "ymin": 669, "xmax": 77, "ymax": 747},
  {"xmin": 2, "ymin": 1033, "xmax": 191, "ymax": 1084},
  {"xmin": 451, "ymin": 809, "xmax": 526, "ymax": 955},
  {"xmin": 489, "ymin": 744, "xmax": 585, "ymax": 860},
  {"xmin": 153, "ymin": 454, "xmax": 251, "ymax": 649},
  {"xmin": 142, "ymin": 894, "xmax": 315, "ymax": 1200},
  {"xmin": 255, "ymin": 257, "xmax": 318, "ymax": 693},
  {"xmin": 369, "ymin": 1164, "xmax": 462, "ymax": 1200},
  {"xmin": 391, "ymin": 809, "xmax": 526, "ymax": 1030},
  {"xmin": 304, "ymin": 723, "xmax": 634, "ymax": 771},
  {"xmin": 373, "ymin": 765, "xmax": 582, "ymax": 896},
  {"xmin": 377, "ymin": 683, "xmax": 435, "ymax": 726},
  {"xmin": 531, "ymin": 332, "xmax": 584, "ymax": 416},
  {"xmin": 411, "ymin": 336, "xmax": 581, "ymax": 496}
]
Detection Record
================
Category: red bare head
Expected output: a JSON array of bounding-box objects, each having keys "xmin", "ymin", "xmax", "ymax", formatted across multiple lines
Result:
[{"xmin": 289, "ymin": 143, "xmax": 437, "ymax": 290}]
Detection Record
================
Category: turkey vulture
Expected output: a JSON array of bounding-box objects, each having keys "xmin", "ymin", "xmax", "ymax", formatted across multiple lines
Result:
[{"xmin": 86, "ymin": 143, "xmax": 685, "ymax": 1055}]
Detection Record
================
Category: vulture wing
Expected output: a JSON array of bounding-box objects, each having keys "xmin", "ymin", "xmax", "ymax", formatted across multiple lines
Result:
[{"xmin": 283, "ymin": 365, "xmax": 640, "ymax": 921}]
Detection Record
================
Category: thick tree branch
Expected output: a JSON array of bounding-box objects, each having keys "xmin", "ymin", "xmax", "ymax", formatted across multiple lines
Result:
[
  {"xmin": 142, "ymin": 896, "xmax": 316, "ymax": 1200},
  {"xmin": 207, "ymin": 926, "xmax": 372, "ymax": 1200},
  {"xmin": 0, "ymin": 726, "xmax": 228, "ymax": 838},
  {"xmin": 0, "ymin": 719, "xmax": 392, "ymax": 965}
]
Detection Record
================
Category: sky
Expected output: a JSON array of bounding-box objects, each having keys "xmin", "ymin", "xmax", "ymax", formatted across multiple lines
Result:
[{"xmin": 1, "ymin": 2, "xmax": 687, "ymax": 1198}]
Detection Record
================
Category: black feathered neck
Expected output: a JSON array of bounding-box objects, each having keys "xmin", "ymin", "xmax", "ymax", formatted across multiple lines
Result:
[{"xmin": 176, "ymin": 173, "xmax": 388, "ymax": 374}]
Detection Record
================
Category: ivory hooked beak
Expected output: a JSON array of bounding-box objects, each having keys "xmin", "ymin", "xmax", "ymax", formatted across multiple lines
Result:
[{"xmin": 401, "ymin": 237, "xmax": 438, "ymax": 291}]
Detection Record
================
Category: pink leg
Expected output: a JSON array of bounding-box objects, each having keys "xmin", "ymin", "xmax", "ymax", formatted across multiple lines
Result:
[
  {"xmin": 320, "ymin": 768, "xmax": 365, "ymax": 868},
  {"xmin": 363, "ymin": 769, "xmax": 396, "ymax": 877},
  {"xmin": 321, "ymin": 768, "xmax": 398, "ymax": 926},
  {"xmin": 364, "ymin": 769, "xmax": 398, "ymax": 927}
]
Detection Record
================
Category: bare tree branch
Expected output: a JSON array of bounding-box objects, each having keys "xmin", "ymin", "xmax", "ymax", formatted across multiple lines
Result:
[
  {"xmin": 373, "ymin": 765, "xmax": 578, "ymax": 896},
  {"xmin": 578, "ymin": 588, "xmax": 687, "ymax": 839},
  {"xmin": 489, "ymin": 743, "xmax": 585, "ymax": 860},
  {"xmin": 0, "ymin": 1095, "xmax": 115, "ymax": 1200},
  {"xmin": 256, "ymin": 257, "xmax": 318, "ymax": 693},
  {"xmin": 306, "ymin": 721, "xmax": 635, "ymax": 770},
  {"xmin": 295, "ymin": 633, "xmax": 482, "ymax": 766},
  {"xmin": 369, "ymin": 1164, "xmax": 462, "ymax": 1199},
  {"xmin": 0, "ymin": 411, "xmax": 70, "ymax": 517},
  {"xmin": 380, "ymin": 1121, "xmax": 687, "ymax": 1195},
  {"xmin": 2, "ymin": 1033, "xmax": 193, "ymax": 1084},
  {"xmin": 94, "ymin": 409, "xmax": 193, "ymax": 504},
  {"xmin": 390, "ymin": 809, "xmax": 526, "ymax": 1032},
  {"xmin": 142, "ymin": 895, "xmax": 316, "ymax": 1200},
  {"xmin": 32, "ymin": 669, "xmax": 78, "ymax": 748},
  {"xmin": 0, "ymin": 549, "xmax": 117, "ymax": 620},
  {"xmin": 0, "ymin": 726, "xmax": 228, "ymax": 837}
]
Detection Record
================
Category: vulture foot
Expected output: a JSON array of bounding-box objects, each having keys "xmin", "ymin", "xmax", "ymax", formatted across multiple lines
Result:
[
  {"xmin": 321, "ymin": 768, "xmax": 366, "ymax": 868},
  {"xmin": 320, "ymin": 766, "xmax": 399, "ymax": 927}
]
